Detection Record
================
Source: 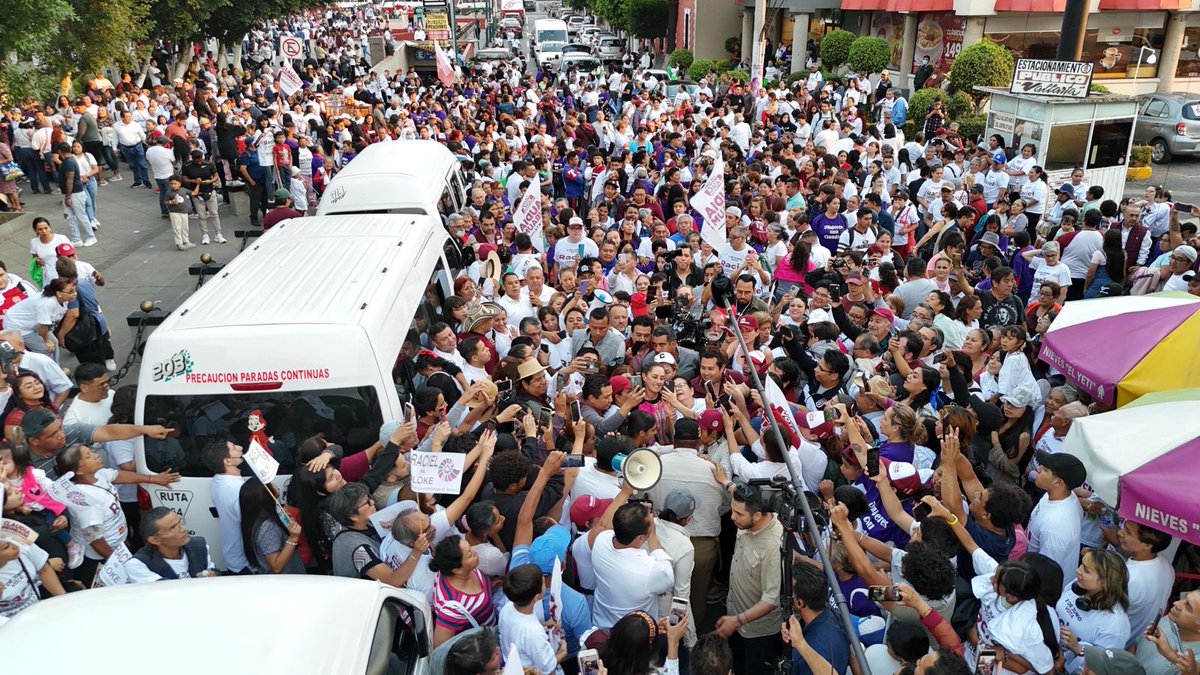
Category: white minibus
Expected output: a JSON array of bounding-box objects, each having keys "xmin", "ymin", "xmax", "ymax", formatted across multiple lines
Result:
[
  {"xmin": 315, "ymin": 139, "xmax": 469, "ymax": 217},
  {"xmin": 134, "ymin": 214, "xmax": 458, "ymax": 568}
]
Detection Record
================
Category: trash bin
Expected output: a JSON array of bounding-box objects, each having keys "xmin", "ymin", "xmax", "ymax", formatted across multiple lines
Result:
[{"xmin": 225, "ymin": 180, "xmax": 248, "ymax": 218}]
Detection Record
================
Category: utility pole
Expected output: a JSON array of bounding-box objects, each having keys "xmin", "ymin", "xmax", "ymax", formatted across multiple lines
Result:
[
  {"xmin": 750, "ymin": 0, "xmax": 767, "ymax": 94},
  {"xmin": 448, "ymin": 0, "xmax": 460, "ymax": 62},
  {"xmin": 1057, "ymin": 0, "xmax": 1088, "ymax": 60}
]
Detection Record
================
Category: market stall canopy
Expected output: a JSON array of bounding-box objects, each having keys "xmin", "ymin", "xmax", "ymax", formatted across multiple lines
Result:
[
  {"xmin": 1038, "ymin": 292, "xmax": 1200, "ymax": 407},
  {"xmin": 1063, "ymin": 398, "xmax": 1200, "ymax": 546}
]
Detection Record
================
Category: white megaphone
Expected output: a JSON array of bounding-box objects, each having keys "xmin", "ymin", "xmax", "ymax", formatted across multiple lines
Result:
[{"xmin": 612, "ymin": 448, "xmax": 662, "ymax": 491}]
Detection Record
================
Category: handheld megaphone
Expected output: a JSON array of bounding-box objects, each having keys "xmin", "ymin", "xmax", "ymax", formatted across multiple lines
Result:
[
  {"xmin": 612, "ymin": 448, "xmax": 662, "ymax": 491},
  {"xmin": 593, "ymin": 289, "xmax": 613, "ymax": 305}
]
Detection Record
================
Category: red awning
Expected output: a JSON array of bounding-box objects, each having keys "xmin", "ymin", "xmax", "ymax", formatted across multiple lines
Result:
[
  {"xmin": 841, "ymin": 0, "xmax": 889, "ymax": 10},
  {"xmin": 1098, "ymin": 0, "xmax": 1186, "ymax": 8},
  {"xmin": 993, "ymin": 0, "xmax": 1066, "ymax": 10}
]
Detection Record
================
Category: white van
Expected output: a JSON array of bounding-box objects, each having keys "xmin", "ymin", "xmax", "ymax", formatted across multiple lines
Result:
[
  {"xmin": 534, "ymin": 18, "xmax": 568, "ymax": 70},
  {"xmin": 0, "ymin": 577, "xmax": 433, "ymax": 674},
  {"xmin": 135, "ymin": 214, "xmax": 458, "ymax": 568},
  {"xmin": 316, "ymin": 140, "xmax": 469, "ymax": 217}
]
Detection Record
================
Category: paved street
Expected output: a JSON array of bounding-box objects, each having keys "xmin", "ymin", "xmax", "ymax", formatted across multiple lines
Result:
[
  {"xmin": 1125, "ymin": 156, "xmax": 1200, "ymax": 205},
  {"xmin": 0, "ymin": 181, "xmax": 251, "ymax": 381}
]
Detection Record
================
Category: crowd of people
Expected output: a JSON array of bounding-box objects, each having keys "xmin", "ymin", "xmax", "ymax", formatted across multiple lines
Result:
[{"xmin": 2, "ymin": 3, "xmax": 1200, "ymax": 675}]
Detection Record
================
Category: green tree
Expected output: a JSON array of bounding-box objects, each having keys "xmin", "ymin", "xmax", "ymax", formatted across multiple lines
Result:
[
  {"xmin": 0, "ymin": 0, "xmax": 74, "ymax": 102},
  {"xmin": 669, "ymin": 49, "xmax": 694, "ymax": 70},
  {"xmin": 202, "ymin": 0, "xmax": 321, "ymax": 50},
  {"xmin": 847, "ymin": 36, "xmax": 890, "ymax": 75},
  {"xmin": 622, "ymin": 0, "xmax": 666, "ymax": 39},
  {"xmin": 593, "ymin": 0, "xmax": 626, "ymax": 28},
  {"xmin": 688, "ymin": 58, "xmax": 716, "ymax": 81},
  {"xmin": 949, "ymin": 39, "xmax": 1014, "ymax": 105},
  {"xmin": 41, "ymin": 0, "xmax": 148, "ymax": 89},
  {"xmin": 819, "ymin": 29, "xmax": 855, "ymax": 69}
]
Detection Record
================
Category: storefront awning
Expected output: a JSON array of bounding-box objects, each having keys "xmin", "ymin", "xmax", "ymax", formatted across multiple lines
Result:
[
  {"xmin": 1097, "ymin": 0, "xmax": 1186, "ymax": 8},
  {"xmin": 993, "ymin": 0, "xmax": 1066, "ymax": 10},
  {"xmin": 841, "ymin": 0, "xmax": 952, "ymax": 10}
]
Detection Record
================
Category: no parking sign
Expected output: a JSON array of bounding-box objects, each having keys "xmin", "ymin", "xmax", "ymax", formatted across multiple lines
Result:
[{"xmin": 280, "ymin": 36, "xmax": 304, "ymax": 60}]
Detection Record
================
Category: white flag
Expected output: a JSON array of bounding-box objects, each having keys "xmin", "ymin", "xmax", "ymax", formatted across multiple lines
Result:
[
  {"xmin": 512, "ymin": 171, "xmax": 545, "ymax": 252},
  {"xmin": 690, "ymin": 157, "xmax": 727, "ymax": 251},
  {"xmin": 434, "ymin": 41, "xmax": 456, "ymax": 87},
  {"xmin": 549, "ymin": 556, "xmax": 563, "ymax": 624},
  {"xmin": 763, "ymin": 376, "xmax": 804, "ymax": 463}
]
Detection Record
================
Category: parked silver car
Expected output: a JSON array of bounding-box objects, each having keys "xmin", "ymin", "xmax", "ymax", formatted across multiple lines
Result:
[
  {"xmin": 1134, "ymin": 93, "xmax": 1200, "ymax": 163},
  {"xmin": 597, "ymin": 36, "xmax": 623, "ymax": 62}
]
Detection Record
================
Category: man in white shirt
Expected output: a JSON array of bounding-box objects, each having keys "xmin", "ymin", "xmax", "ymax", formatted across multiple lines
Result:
[
  {"xmin": 645, "ymin": 419, "xmax": 728, "ymax": 630},
  {"xmin": 496, "ymin": 272, "xmax": 535, "ymax": 330},
  {"xmin": 552, "ymin": 217, "xmax": 599, "ymax": 274},
  {"xmin": 1117, "ymin": 520, "xmax": 1175, "ymax": 647},
  {"xmin": 145, "ymin": 137, "xmax": 178, "ymax": 217},
  {"xmin": 204, "ymin": 439, "xmax": 250, "ymax": 573},
  {"xmin": 1027, "ymin": 451, "xmax": 1086, "ymax": 587},
  {"xmin": 590, "ymin": 501, "xmax": 675, "ymax": 629}
]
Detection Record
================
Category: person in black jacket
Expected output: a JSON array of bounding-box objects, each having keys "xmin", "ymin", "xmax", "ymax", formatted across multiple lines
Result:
[{"xmin": 128, "ymin": 507, "xmax": 217, "ymax": 581}]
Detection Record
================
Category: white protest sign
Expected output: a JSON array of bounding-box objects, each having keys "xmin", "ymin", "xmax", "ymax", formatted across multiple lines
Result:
[
  {"xmin": 278, "ymin": 63, "xmax": 304, "ymax": 97},
  {"xmin": 244, "ymin": 440, "xmax": 280, "ymax": 485},
  {"xmin": 95, "ymin": 542, "xmax": 133, "ymax": 587},
  {"xmin": 549, "ymin": 556, "xmax": 563, "ymax": 624},
  {"xmin": 691, "ymin": 157, "xmax": 727, "ymax": 250},
  {"xmin": 0, "ymin": 518, "xmax": 38, "ymax": 548},
  {"xmin": 280, "ymin": 35, "xmax": 304, "ymax": 60},
  {"xmin": 409, "ymin": 451, "xmax": 466, "ymax": 495},
  {"xmin": 512, "ymin": 170, "xmax": 545, "ymax": 252}
]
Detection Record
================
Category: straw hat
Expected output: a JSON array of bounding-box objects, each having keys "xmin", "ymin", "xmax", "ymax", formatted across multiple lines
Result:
[{"xmin": 462, "ymin": 302, "xmax": 502, "ymax": 333}]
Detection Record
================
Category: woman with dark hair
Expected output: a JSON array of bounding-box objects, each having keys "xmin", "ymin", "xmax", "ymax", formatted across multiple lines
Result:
[
  {"xmin": 1084, "ymin": 228, "xmax": 1127, "ymax": 298},
  {"xmin": 429, "ymin": 627, "xmax": 501, "ymax": 675},
  {"xmin": 897, "ymin": 366, "xmax": 941, "ymax": 419},
  {"xmin": 601, "ymin": 610, "xmax": 688, "ymax": 675},
  {"xmin": 239, "ymin": 479, "xmax": 305, "ymax": 574},
  {"xmin": 54, "ymin": 444, "xmax": 178, "ymax": 585},
  {"xmin": 985, "ymin": 386, "xmax": 1037, "ymax": 485},
  {"xmin": 2, "ymin": 276, "xmax": 76, "ymax": 360},
  {"xmin": 622, "ymin": 409, "xmax": 658, "ymax": 448},
  {"xmin": 924, "ymin": 290, "xmax": 962, "ymax": 349},
  {"xmin": 461, "ymin": 501, "xmax": 508, "ymax": 578},
  {"xmin": 2, "ymin": 371, "xmax": 56, "ymax": 438},
  {"xmin": 774, "ymin": 237, "xmax": 815, "ymax": 299},
  {"xmin": 429, "ymin": 534, "xmax": 498, "ymax": 647},
  {"xmin": 1025, "ymin": 282, "xmax": 1062, "ymax": 336}
]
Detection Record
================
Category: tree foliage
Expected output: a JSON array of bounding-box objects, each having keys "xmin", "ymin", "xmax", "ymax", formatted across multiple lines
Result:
[
  {"xmin": 819, "ymin": 29, "xmax": 855, "ymax": 69},
  {"xmin": 949, "ymin": 39, "xmax": 1014, "ymax": 101},
  {"xmin": 41, "ymin": 0, "xmax": 148, "ymax": 85},
  {"xmin": 669, "ymin": 49, "xmax": 694, "ymax": 69},
  {"xmin": 201, "ymin": 0, "xmax": 321, "ymax": 45},
  {"xmin": 622, "ymin": 0, "xmax": 666, "ymax": 38},
  {"xmin": 688, "ymin": 58, "xmax": 716, "ymax": 81},
  {"xmin": 593, "ymin": 0, "xmax": 626, "ymax": 28},
  {"xmin": 847, "ymin": 36, "xmax": 890, "ymax": 75}
]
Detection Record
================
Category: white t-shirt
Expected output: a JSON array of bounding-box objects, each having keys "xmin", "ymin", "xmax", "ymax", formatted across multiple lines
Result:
[
  {"xmin": 1027, "ymin": 494, "xmax": 1083, "ymax": 587},
  {"xmin": 380, "ymin": 509, "xmax": 452, "ymax": 604},
  {"xmin": 1029, "ymin": 257, "xmax": 1071, "ymax": 300},
  {"xmin": 590, "ymin": 529, "xmax": 675, "ymax": 629},
  {"xmin": 1057, "ymin": 587, "xmax": 1131, "ymax": 673},
  {"xmin": 145, "ymin": 145, "xmax": 177, "ymax": 180},
  {"xmin": 553, "ymin": 237, "xmax": 599, "ymax": 272},
  {"xmin": 570, "ymin": 529, "xmax": 597, "ymax": 591},
  {"xmin": 499, "ymin": 602, "xmax": 560, "ymax": 675},
  {"xmin": 2, "ymin": 295, "xmax": 67, "ymax": 336},
  {"xmin": 0, "ymin": 545, "xmax": 48, "ymax": 618},
  {"xmin": 981, "ymin": 170, "xmax": 1010, "ymax": 204},
  {"xmin": 29, "ymin": 235, "xmax": 72, "ymax": 286},
  {"xmin": 717, "ymin": 243, "xmax": 752, "ymax": 279},
  {"xmin": 1020, "ymin": 180, "xmax": 1048, "ymax": 215},
  {"xmin": 1125, "ymin": 555, "xmax": 1175, "ymax": 646},
  {"xmin": 1061, "ymin": 230, "xmax": 1104, "ymax": 279},
  {"xmin": 65, "ymin": 468, "xmax": 128, "ymax": 560}
]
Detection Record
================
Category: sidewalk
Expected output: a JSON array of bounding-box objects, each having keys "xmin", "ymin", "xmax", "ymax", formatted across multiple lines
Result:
[{"xmin": 0, "ymin": 180, "xmax": 247, "ymax": 381}]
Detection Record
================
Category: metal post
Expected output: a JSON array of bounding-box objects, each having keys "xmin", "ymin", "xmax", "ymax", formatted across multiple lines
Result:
[
  {"xmin": 448, "ymin": 0, "xmax": 460, "ymax": 63},
  {"xmin": 722, "ymin": 300, "xmax": 871, "ymax": 675},
  {"xmin": 1056, "ymin": 0, "xmax": 1089, "ymax": 61}
]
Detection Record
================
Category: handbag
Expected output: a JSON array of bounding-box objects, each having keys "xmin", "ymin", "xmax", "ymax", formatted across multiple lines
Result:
[
  {"xmin": 2, "ymin": 161, "xmax": 23, "ymax": 182},
  {"xmin": 63, "ymin": 301, "xmax": 100, "ymax": 353}
]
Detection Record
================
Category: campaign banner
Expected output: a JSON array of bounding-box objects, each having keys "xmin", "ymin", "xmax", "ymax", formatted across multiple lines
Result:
[
  {"xmin": 513, "ymin": 171, "xmax": 545, "ymax": 252},
  {"xmin": 691, "ymin": 157, "xmax": 727, "ymax": 251},
  {"xmin": 278, "ymin": 63, "xmax": 304, "ymax": 97},
  {"xmin": 0, "ymin": 518, "xmax": 38, "ymax": 548},
  {"xmin": 409, "ymin": 451, "xmax": 466, "ymax": 494},
  {"xmin": 95, "ymin": 543, "xmax": 133, "ymax": 587},
  {"xmin": 244, "ymin": 440, "xmax": 280, "ymax": 485}
]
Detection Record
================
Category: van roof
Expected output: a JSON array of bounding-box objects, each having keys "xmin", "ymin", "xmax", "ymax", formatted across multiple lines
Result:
[
  {"xmin": 160, "ymin": 214, "xmax": 445, "ymax": 331},
  {"xmin": 0, "ymin": 577, "xmax": 426, "ymax": 673},
  {"xmin": 317, "ymin": 140, "xmax": 459, "ymax": 215}
]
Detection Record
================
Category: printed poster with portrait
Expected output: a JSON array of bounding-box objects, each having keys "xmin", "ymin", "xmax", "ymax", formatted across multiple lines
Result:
[
  {"xmin": 912, "ymin": 13, "xmax": 965, "ymax": 75},
  {"xmin": 870, "ymin": 13, "xmax": 906, "ymax": 71}
]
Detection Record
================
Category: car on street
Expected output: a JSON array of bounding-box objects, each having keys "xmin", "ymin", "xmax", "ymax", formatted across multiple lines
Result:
[
  {"xmin": 597, "ymin": 36, "xmax": 623, "ymax": 62},
  {"xmin": 562, "ymin": 42, "xmax": 593, "ymax": 55},
  {"xmin": 560, "ymin": 52, "xmax": 602, "ymax": 74},
  {"xmin": 1134, "ymin": 92, "xmax": 1200, "ymax": 163},
  {"xmin": 664, "ymin": 79, "xmax": 701, "ymax": 101},
  {"xmin": 565, "ymin": 14, "xmax": 586, "ymax": 34},
  {"xmin": 499, "ymin": 17, "xmax": 523, "ymax": 34},
  {"xmin": 473, "ymin": 47, "xmax": 512, "ymax": 64}
]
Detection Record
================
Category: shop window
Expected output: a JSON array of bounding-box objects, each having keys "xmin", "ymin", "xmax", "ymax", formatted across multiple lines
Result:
[
  {"xmin": 1087, "ymin": 120, "xmax": 1133, "ymax": 169},
  {"xmin": 1176, "ymin": 27, "xmax": 1200, "ymax": 78},
  {"xmin": 988, "ymin": 28, "xmax": 1164, "ymax": 80}
]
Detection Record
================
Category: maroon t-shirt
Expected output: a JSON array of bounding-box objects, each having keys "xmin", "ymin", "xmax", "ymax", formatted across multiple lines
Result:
[{"xmin": 263, "ymin": 207, "xmax": 303, "ymax": 230}]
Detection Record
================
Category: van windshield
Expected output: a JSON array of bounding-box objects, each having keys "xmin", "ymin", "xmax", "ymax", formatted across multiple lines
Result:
[
  {"xmin": 143, "ymin": 387, "xmax": 384, "ymax": 477},
  {"xmin": 538, "ymin": 29, "xmax": 567, "ymax": 43}
]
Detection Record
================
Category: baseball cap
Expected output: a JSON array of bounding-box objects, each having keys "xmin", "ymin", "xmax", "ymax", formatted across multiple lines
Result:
[
  {"xmin": 1175, "ymin": 244, "xmax": 1198, "ymax": 262},
  {"xmin": 886, "ymin": 460, "xmax": 923, "ymax": 497},
  {"xmin": 609, "ymin": 375, "xmax": 632, "ymax": 396},
  {"xmin": 845, "ymin": 274, "xmax": 865, "ymax": 286},
  {"xmin": 568, "ymin": 216, "xmax": 584, "ymax": 227},
  {"xmin": 867, "ymin": 307, "xmax": 896, "ymax": 325},
  {"xmin": 653, "ymin": 352, "xmax": 677, "ymax": 366},
  {"xmin": 663, "ymin": 488, "xmax": 697, "ymax": 519},
  {"xmin": 674, "ymin": 418, "xmax": 701, "ymax": 441},
  {"xmin": 726, "ymin": 206, "xmax": 743, "ymax": 218},
  {"xmin": 1000, "ymin": 386, "xmax": 1038, "ymax": 409},
  {"xmin": 273, "ymin": 188, "xmax": 293, "ymax": 201},
  {"xmin": 800, "ymin": 409, "xmax": 837, "ymax": 441},
  {"xmin": 55, "ymin": 242, "xmax": 77, "ymax": 257},
  {"xmin": 21, "ymin": 408, "xmax": 59, "ymax": 439},
  {"xmin": 992, "ymin": 151, "xmax": 1007, "ymax": 164},
  {"xmin": 1056, "ymin": 184, "xmax": 1076, "ymax": 195},
  {"xmin": 698, "ymin": 409, "xmax": 724, "ymax": 431},
  {"xmin": 1083, "ymin": 647, "xmax": 1146, "ymax": 675},
  {"xmin": 378, "ymin": 420, "xmax": 402, "ymax": 446},
  {"xmin": 1035, "ymin": 450, "xmax": 1087, "ymax": 489},
  {"xmin": 570, "ymin": 496, "xmax": 613, "ymax": 529},
  {"xmin": 528, "ymin": 525, "xmax": 571, "ymax": 574},
  {"xmin": 737, "ymin": 315, "xmax": 759, "ymax": 332}
]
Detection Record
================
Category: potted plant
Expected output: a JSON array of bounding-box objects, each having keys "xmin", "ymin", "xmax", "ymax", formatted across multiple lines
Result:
[{"xmin": 1128, "ymin": 144, "xmax": 1153, "ymax": 181}]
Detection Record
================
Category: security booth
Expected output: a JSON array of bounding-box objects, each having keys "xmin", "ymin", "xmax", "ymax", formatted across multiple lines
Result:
[{"xmin": 977, "ymin": 72, "xmax": 1139, "ymax": 202}]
